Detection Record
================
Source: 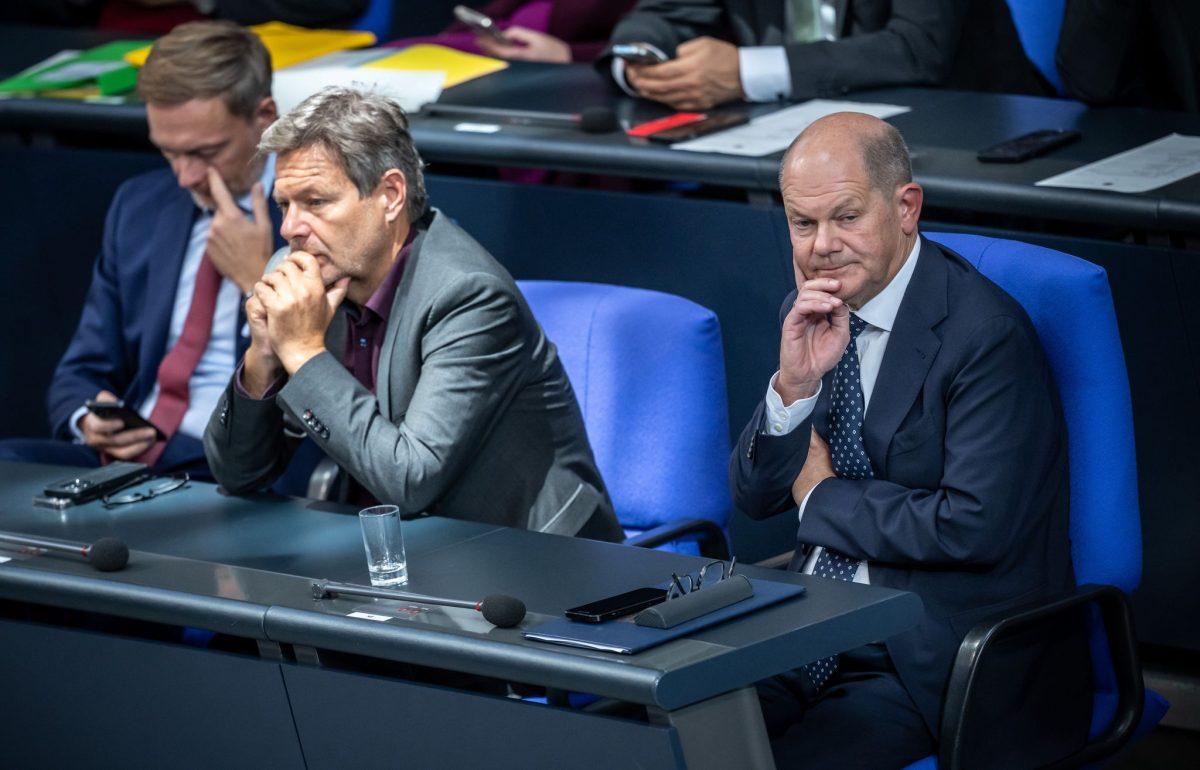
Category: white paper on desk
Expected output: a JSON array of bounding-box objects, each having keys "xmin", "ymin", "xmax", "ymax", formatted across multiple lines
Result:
[
  {"xmin": 670, "ymin": 99, "xmax": 911, "ymax": 157},
  {"xmin": 281, "ymin": 47, "xmax": 394, "ymax": 71},
  {"xmin": 1036, "ymin": 133, "xmax": 1200, "ymax": 193},
  {"xmin": 273, "ymin": 66, "xmax": 443, "ymax": 116}
]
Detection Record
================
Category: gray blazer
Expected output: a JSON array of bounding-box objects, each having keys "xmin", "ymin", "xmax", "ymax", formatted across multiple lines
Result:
[{"xmin": 204, "ymin": 210, "xmax": 623, "ymax": 542}]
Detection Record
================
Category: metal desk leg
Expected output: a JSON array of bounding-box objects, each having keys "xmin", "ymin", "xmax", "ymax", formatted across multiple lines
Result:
[{"xmin": 648, "ymin": 686, "xmax": 776, "ymax": 770}]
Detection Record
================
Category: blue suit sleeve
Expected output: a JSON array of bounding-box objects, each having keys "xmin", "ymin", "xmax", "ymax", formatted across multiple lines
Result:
[
  {"xmin": 46, "ymin": 184, "xmax": 134, "ymax": 439},
  {"xmin": 798, "ymin": 315, "xmax": 1063, "ymax": 567}
]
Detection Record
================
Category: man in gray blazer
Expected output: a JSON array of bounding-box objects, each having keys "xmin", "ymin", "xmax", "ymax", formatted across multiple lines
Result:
[
  {"xmin": 603, "ymin": 0, "xmax": 1048, "ymax": 109},
  {"xmin": 203, "ymin": 87, "xmax": 624, "ymax": 542}
]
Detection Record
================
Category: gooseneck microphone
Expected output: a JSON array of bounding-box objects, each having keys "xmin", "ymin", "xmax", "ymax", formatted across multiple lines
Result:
[
  {"xmin": 313, "ymin": 580, "xmax": 527, "ymax": 629},
  {"xmin": 420, "ymin": 103, "xmax": 620, "ymax": 134},
  {"xmin": 0, "ymin": 531, "xmax": 130, "ymax": 572}
]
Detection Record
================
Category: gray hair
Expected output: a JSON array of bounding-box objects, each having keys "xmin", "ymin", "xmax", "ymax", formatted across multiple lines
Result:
[{"xmin": 260, "ymin": 87, "xmax": 428, "ymax": 222}]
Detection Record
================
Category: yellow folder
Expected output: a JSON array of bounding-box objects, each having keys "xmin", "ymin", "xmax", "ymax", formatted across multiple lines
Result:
[
  {"xmin": 364, "ymin": 44, "xmax": 508, "ymax": 89},
  {"xmin": 123, "ymin": 21, "xmax": 376, "ymax": 71}
]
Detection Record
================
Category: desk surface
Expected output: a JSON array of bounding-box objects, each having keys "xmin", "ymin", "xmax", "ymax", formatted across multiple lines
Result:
[
  {"xmin": 3, "ymin": 24, "xmax": 1200, "ymax": 232},
  {"xmin": 0, "ymin": 461, "xmax": 921, "ymax": 710}
]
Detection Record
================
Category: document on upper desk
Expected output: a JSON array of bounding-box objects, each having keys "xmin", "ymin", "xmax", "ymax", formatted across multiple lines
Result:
[
  {"xmin": 670, "ymin": 99, "xmax": 910, "ymax": 157},
  {"xmin": 1036, "ymin": 133, "xmax": 1200, "ymax": 193}
]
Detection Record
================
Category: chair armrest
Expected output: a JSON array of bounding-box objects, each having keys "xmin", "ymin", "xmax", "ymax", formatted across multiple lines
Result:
[
  {"xmin": 939, "ymin": 584, "xmax": 1144, "ymax": 770},
  {"xmin": 625, "ymin": 518, "xmax": 730, "ymax": 560},
  {"xmin": 306, "ymin": 457, "xmax": 342, "ymax": 500}
]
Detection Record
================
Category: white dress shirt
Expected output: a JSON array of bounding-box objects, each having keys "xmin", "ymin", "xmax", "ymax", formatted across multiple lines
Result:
[
  {"xmin": 763, "ymin": 237, "xmax": 922, "ymax": 583},
  {"xmin": 613, "ymin": 1, "xmax": 838, "ymax": 102},
  {"xmin": 70, "ymin": 160, "xmax": 274, "ymax": 442}
]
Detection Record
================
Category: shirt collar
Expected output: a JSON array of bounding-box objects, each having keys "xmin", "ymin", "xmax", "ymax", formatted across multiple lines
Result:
[
  {"xmin": 854, "ymin": 236, "xmax": 921, "ymax": 333},
  {"xmin": 361, "ymin": 227, "xmax": 418, "ymax": 322}
]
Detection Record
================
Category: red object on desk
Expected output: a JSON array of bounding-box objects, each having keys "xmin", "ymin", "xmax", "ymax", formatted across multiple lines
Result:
[{"xmin": 627, "ymin": 113, "xmax": 706, "ymax": 138}]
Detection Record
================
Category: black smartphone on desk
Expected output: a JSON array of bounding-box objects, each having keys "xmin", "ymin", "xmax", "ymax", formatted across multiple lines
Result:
[
  {"xmin": 85, "ymin": 399, "xmax": 166, "ymax": 440},
  {"xmin": 977, "ymin": 129, "xmax": 1081, "ymax": 163},
  {"xmin": 565, "ymin": 587, "xmax": 668, "ymax": 623},
  {"xmin": 647, "ymin": 111, "xmax": 749, "ymax": 143}
]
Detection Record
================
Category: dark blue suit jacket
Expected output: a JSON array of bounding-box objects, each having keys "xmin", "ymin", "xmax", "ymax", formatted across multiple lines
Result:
[
  {"xmin": 731, "ymin": 238, "xmax": 1087, "ymax": 737},
  {"xmin": 47, "ymin": 167, "xmax": 283, "ymax": 441}
]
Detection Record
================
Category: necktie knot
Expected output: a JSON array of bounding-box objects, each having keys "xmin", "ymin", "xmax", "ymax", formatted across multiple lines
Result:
[{"xmin": 849, "ymin": 313, "xmax": 869, "ymax": 341}]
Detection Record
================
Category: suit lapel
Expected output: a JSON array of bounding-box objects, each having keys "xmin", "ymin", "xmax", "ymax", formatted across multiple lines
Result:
[
  {"xmin": 374, "ymin": 217, "xmax": 431, "ymax": 420},
  {"xmin": 862, "ymin": 238, "xmax": 947, "ymax": 477}
]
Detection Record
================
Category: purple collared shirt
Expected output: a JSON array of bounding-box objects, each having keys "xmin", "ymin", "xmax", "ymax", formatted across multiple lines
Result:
[{"xmin": 342, "ymin": 230, "xmax": 416, "ymax": 392}]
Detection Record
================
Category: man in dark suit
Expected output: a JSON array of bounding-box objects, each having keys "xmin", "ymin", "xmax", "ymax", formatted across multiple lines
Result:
[
  {"xmin": 0, "ymin": 22, "xmax": 282, "ymax": 477},
  {"xmin": 204, "ymin": 87, "xmax": 624, "ymax": 541},
  {"xmin": 603, "ymin": 0, "xmax": 1048, "ymax": 109},
  {"xmin": 730, "ymin": 113, "xmax": 1089, "ymax": 766},
  {"xmin": 1057, "ymin": 0, "xmax": 1199, "ymax": 113}
]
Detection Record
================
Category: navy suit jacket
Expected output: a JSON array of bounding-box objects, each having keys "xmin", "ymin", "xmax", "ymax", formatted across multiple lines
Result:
[
  {"xmin": 731, "ymin": 238, "xmax": 1088, "ymax": 737},
  {"xmin": 47, "ymin": 167, "xmax": 284, "ymax": 441}
]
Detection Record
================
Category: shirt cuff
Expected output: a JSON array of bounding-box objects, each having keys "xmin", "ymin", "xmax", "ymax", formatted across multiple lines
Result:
[
  {"xmin": 611, "ymin": 58, "xmax": 639, "ymax": 97},
  {"xmin": 68, "ymin": 404, "xmax": 89, "ymax": 442},
  {"xmin": 738, "ymin": 46, "xmax": 791, "ymax": 102},
  {"xmin": 797, "ymin": 480, "xmax": 820, "ymax": 523},
  {"xmin": 235, "ymin": 360, "xmax": 284, "ymax": 400},
  {"xmin": 763, "ymin": 372, "xmax": 820, "ymax": 435}
]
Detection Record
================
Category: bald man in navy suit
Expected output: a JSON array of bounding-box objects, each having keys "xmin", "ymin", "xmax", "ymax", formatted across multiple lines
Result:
[{"xmin": 731, "ymin": 113, "xmax": 1090, "ymax": 767}]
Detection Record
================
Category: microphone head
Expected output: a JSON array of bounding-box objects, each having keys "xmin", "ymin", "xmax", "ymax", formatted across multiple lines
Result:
[
  {"xmin": 579, "ymin": 106, "xmax": 619, "ymax": 134},
  {"xmin": 88, "ymin": 537, "xmax": 129, "ymax": 572},
  {"xmin": 479, "ymin": 594, "xmax": 526, "ymax": 628}
]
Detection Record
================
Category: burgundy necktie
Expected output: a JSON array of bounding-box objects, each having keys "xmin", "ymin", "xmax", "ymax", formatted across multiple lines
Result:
[{"xmin": 136, "ymin": 254, "xmax": 222, "ymax": 466}]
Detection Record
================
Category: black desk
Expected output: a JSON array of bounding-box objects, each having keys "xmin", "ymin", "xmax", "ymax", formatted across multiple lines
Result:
[
  {"xmin": 3, "ymin": 24, "xmax": 1200, "ymax": 234},
  {"xmin": 0, "ymin": 461, "xmax": 921, "ymax": 769}
]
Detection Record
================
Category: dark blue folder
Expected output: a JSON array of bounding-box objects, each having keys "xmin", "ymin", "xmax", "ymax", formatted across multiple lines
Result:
[{"xmin": 523, "ymin": 577, "xmax": 805, "ymax": 654}]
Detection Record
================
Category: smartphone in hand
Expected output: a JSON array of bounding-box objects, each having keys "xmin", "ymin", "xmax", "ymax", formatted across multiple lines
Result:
[
  {"xmin": 454, "ymin": 5, "xmax": 513, "ymax": 45},
  {"xmin": 611, "ymin": 43, "xmax": 669, "ymax": 65},
  {"xmin": 85, "ymin": 399, "xmax": 166, "ymax": 441}
]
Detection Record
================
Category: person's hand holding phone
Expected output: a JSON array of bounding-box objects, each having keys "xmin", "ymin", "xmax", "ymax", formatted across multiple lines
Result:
[
  {"xmin": 77, "ymin": 390, "xmax": 157, "ymax": 460},
  {"xmin": 626, "ymin": 36, "xmax": 744, "ymax": 110},
  {"xmin": 476, "ymin": 26, "xmax": 571, "ymax": 63}
]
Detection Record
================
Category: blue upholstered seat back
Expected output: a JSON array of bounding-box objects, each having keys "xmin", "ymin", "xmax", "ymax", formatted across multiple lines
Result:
[
  {"xmin": 517, "ymin": 281, "xmax": 732, "ymax": 532},
  {"xmin": 925, "ymin": 233, "xmax": 1169, "ymax": 743},
  {"xmin": 350, "ymin": 0, "xmax": 394, "ymax": 39},
  {"xmin": 926, "ymin": 233, "xmax": 1140, "ymax": 593}
]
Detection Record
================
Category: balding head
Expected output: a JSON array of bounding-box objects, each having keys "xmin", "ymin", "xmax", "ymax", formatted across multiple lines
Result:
[
  {"xmin": 780, "ymin": 113, "xmax": 912, "ymax": 195},
  {"xmin": 778, "ymin": 113, "xmax": 923, "ymax": 309}
]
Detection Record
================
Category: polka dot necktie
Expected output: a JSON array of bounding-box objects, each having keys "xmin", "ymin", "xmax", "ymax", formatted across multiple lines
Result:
[{"xmin": 802, "ymin": 313, "xmax": 872, "ymax": 692}]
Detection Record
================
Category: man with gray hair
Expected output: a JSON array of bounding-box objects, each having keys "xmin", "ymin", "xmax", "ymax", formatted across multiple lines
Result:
[
  {"xmin": 204, "ymin": 87, "xmax": 623, "ymax": 542},
  {"xmin": 731, "ymin": 113, "xmax": 1089, "ymax": 765}
]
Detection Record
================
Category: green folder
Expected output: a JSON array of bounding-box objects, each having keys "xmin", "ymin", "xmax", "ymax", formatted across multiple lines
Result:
[{"xmin": 0, "ymin": 41, "xmax": 149, "ymax": 96}]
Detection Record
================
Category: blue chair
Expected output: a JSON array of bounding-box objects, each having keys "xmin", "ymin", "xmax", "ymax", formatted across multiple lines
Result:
[
  {"xmin": 349, "ymin": 0, "xmax": 393, "ymax": 40},
  {"xmin": 517, "ymin": 281, "xmax": 732, "ymax": 557},
  {"xmin": 894, "ymin": 233, "xmax": 1169, "ymax": 769},
  {"xmin": 1004, "ymin": 0, "xmax": 1067, "ymax": 94}
]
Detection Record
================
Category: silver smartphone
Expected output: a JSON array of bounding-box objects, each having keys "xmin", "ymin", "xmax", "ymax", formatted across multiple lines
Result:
[
  {"xmin": 454, "ymin": 5, "xmax": 513, "ymax": 45},
  {"xmin": 611, "ymin": 42, "xmax": 669, "ymax": 64}
]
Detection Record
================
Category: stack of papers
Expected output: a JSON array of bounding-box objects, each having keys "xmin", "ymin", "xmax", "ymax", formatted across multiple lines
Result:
[
  {"xmin": 671, "ymin": 99, "xmax": 911, "ymax": 156},
  {"xmin": 364, "ymin": 44, "xmax": 508, "ymax": 89},
  {"xmin": 272, "ymin": 44, "xmax": 509, "ymax": 116},
  {"xmin": 123, "ymin": 21, "xmax": 377, "ymax": 71}
]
